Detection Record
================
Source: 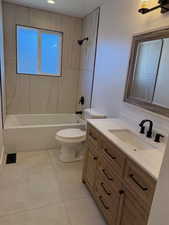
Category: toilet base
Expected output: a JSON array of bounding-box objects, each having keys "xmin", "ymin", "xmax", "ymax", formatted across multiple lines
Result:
[{"xmin": 59, "ymin": 142, "xmax": 85, "ymax": 163}]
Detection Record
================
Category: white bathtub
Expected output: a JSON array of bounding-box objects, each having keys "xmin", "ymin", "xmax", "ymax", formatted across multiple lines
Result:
[{"xmin": 4, "ymin": 114, "xmax": 85, "ymax": 153}]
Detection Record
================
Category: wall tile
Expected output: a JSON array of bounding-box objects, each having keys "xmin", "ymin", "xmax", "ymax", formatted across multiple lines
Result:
[
  {"xmin": 58, "ymin": 68, "xmax": 79, "ymax": 113},
  {"xmin": 3, "ymin": 2, "xmax": 82, "ymax": 114},
  {"xmin": 77, "ymin": 8, "xmax": 100, "ymax": 110}
]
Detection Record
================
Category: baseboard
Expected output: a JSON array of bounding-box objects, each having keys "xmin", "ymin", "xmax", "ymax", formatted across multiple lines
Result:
[{"xmin": 0, "ymin": 146, "xmax": 5, "ymax": 167}]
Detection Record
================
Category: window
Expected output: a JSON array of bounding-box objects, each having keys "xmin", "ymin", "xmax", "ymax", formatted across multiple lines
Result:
[{"xmin": 17, "ymin": 25, "xmax": 62, "ymax": 76}]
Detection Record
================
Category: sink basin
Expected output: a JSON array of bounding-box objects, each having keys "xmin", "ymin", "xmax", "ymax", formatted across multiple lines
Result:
[{"xmin": 109, "ymin": 129, "xmax": 155, "ymax": 151}]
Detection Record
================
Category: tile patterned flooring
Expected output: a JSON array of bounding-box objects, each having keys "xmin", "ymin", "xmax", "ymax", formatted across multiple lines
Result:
[{"xmin": 0, "ymin": 150, "xmax": 106, "ymax": 225}]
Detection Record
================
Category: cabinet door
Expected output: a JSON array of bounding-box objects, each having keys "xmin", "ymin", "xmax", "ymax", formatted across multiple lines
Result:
[
  {"xmin": 85, "ymin": 151, "xmax": 98, "ymax": 192},
  {"xmin": 120, "ymin": 190, "xmax": 149, "ymax": 225}
]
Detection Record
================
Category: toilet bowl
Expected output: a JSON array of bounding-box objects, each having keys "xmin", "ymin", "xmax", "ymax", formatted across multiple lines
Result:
[
  {"xmin": 56, "ymin": 128, "xmax": 86, "ymax": 162},
  {"xmin": 55, "ymin": 109, "xmax": 106, "ymax": 163}
]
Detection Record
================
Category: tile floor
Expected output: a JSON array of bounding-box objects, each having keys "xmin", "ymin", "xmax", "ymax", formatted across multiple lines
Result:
[{"xmin": 0, "ymin": 150, "xmax": 106, "ymax": 225}]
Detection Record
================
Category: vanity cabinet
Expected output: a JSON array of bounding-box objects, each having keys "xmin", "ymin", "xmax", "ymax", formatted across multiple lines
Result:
[{"xmin": 82, "ymin": 123, "xmax": 157, "ymax": 225}]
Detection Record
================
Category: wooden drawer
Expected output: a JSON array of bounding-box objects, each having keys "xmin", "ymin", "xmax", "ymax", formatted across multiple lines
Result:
[
  {"xmin": 101, "ymin": 137, "xmax": 126, "ymax": 177},
  {"xmin": 95, "ymin": 175, "xmax": 121, "ymax": 225},
  {"xmin": 98, "ymin": 158, "xmax": 122, "ymax": 193},
  {"xmin": 120, "ymin": 188, "xmax": 149, "ymax": 225},
  {"xmin": 124, "ymin": 160, "xmax": 156, "ymax": 208}
]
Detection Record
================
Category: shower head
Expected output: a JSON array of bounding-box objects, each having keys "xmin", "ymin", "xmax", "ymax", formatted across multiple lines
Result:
[{"xmin": 77, "ymin": 37, "xmax": 89, "ymax": 46}]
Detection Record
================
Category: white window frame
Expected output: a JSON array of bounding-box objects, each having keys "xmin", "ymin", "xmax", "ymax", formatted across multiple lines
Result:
[{"xmin": 16, "ymin": 25, "xmax": 63, "ymax": 77}]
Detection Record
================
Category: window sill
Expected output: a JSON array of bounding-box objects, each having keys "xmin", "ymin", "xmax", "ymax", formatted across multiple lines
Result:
[{"xmin": 16, "ymin": 73, "xmax": 63, "ymax": 78}]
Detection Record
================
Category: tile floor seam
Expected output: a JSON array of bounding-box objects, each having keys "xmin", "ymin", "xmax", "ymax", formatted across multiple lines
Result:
[
  {"xmin": 47, "ymin": 150, "xmax": 66, "ymax": 204},
  {"xmin": 0, "ymin": 200, "xmax": 65, "ymax": 219},
  {"xmin": 62, "ymin": 203, "xmax": 73, "ymax": 225},
  {"xmin": 47, "ymin": 150, "xmax": 91, "ymax": 204},
  {"xmin": 47, "ymin": 150, "xmax": 91, "ymax": 208}
]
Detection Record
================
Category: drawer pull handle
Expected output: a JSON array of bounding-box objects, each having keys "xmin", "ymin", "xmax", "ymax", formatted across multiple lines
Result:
[
  {"xmin": 101, "ymin": 182, "xmax": 111, "ymax": 196},
  {"xmin": 129, "ymin": 174, "xmax": 148, "ymax": 191},
  {"xmin": 119, "ymin": 190, "xmax": 125, "ymax": 195},
  {"xmin": 93, "ymin": 156, "xmax": 98, "ymax": 160},
  {"xmin": 99, "ymin": 196, "xmax": 109, "ymax": 210},
  {"xmin": 89, "ymin": 132, "xmax": 97, "ymax": 141},
  {"xmin": 102, "ymin": 169, "xmax": 113, "ymax": 181},
  {"xmin": 104, "ymin": 148, "xmax": 116, "ymax": 160}
]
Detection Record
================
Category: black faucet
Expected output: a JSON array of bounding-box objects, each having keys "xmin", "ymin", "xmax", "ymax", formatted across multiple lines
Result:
[{"xmin": 139, "ymin": 120, "xmax": 153, "ymax": 138}]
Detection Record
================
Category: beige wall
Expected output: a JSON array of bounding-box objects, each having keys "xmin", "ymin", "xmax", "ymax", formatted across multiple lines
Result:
[
  {"xmin": 3, "ymin": 2, "xmax": 82, "ymax": 114},
  {"xmin": 77, "ymin": 8, "xmax": 99, "ymax": 110}
]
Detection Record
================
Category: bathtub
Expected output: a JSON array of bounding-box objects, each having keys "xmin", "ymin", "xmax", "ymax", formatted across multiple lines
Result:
[{"xmin": 4, "ymin": 114, "xmax": 85, "ymax": 153}]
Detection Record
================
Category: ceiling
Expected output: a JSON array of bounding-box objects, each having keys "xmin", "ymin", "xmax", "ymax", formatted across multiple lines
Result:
[{"xmin": 3, "ymin": 0, "xmax": 104, "ymax": 17}]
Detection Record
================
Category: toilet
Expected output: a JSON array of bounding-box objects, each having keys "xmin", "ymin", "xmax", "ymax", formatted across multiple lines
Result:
[{"xmin": 55, "ymin": 109, "xmax": 106, "ymax": 162}]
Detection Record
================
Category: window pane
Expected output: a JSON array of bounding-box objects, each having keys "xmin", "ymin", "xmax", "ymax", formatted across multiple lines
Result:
[
  {"xmin": 41, "ymin": 32, "xmax": 62, "ymax": 75},
  {"xmin": 17, "ymin": 26, "xmax": 38, "ymax": 74}
]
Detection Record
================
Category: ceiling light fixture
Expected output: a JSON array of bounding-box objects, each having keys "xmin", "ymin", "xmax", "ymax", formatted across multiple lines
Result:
[
  {"xmin": 139, "ymin": 0, "xmax": 169, "ymax": 14},
  {"xmin": 47, "ymin": 0, "xmax": 55, "ymax": 4}
]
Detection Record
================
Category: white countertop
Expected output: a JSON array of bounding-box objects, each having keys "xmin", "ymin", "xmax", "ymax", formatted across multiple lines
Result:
[{"xmin": 87, "ymin": 118, "xmax": 166, "ymax": 180}]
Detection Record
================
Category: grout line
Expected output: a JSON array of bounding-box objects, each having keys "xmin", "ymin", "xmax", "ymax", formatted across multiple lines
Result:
[
  {"xmin": 47, "ymin": 149, "xmax": 67, "ymax": 204},
  {"xmin": 47, "ymin": 149, "xmax": 89, "ymax": 204},
  {"xmin": 62, "ymin": 202, "xmax": 74, "ymax": 225},
  {"xmin": 0, "ymin": 201, "xmax": 66, "ymax": 219}
]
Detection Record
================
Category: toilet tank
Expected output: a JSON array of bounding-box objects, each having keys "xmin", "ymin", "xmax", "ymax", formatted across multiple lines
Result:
[{"xmin": 84, "ymin": 109, "xmax": 106, "ymax": 120}]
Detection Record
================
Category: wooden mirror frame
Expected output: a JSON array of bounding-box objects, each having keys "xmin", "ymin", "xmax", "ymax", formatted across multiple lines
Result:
[{"xmin": 124, "ymin": 27, "xmax": 169, "ymax": 118}]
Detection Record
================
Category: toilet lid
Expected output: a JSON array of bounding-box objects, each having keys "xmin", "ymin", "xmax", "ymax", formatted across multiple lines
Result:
[{"xmin": 56, "ymin": 129, "xmax": 86, "ymax": 140}]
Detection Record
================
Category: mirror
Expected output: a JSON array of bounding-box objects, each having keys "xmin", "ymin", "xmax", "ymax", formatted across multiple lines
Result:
[
  {"xmin": 131, "ymin": 39, "xmax": 162, "ymax": 102},
  {"xmin": 153, "ymin": 38, "xmax": 169, "ymax": 108},
  {"xmin": 124, "ymin": 28, "xmax": 169, "ymax": 117}
]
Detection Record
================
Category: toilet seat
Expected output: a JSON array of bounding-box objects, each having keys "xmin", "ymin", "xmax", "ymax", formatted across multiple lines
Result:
[{"xmin": 56, "ymin": 128, "xmax": 86, "ymax": 143}]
